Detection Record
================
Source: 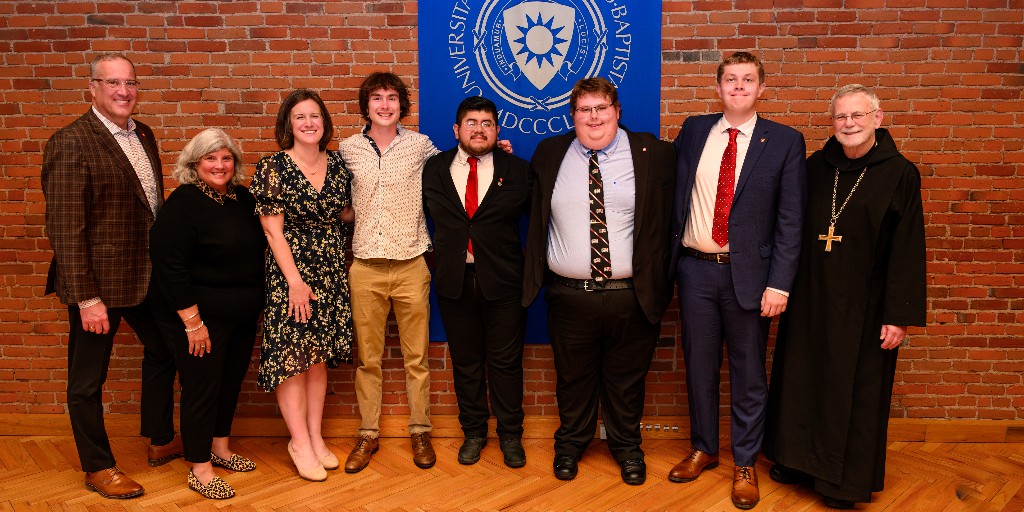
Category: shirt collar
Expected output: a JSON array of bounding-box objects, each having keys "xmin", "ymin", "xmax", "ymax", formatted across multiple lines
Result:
[
  {"xmin": 361, "ymin": 123, "xmax": 406, "ymax": 137},
  {"xmin": 194, "ymin": 178, "xmax": 237, "ymax": 205},
  {"xmin": 456, "ymin": 146, "xmax": 492, "ymax": 165},
  {"xmin": 361, "ymin": 124, "xmax": 406, "ymax": 156},
  {"xmin": 716, "ymin": 113, "xmax": 758, "ymax": 138},
  {"xmin": 572, "ymin": 127, "xmax": 624, "ymax": 158},
  {"xmin": 92, "ymin": 106, "xmax": 136, "ymax": 135}
]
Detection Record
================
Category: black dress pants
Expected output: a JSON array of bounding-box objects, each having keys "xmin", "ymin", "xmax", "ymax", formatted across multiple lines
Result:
[
  {"xmin": 437, "ymin": 265, "xmax": 526, "ymax": 439},
  {"xmin": 66, "ymin": 297, "xmax": 177, "ymax": 473},
  {"xmin": 151, "ymin": 290, "xmax": 260, "ymax": 463},
  {"xmin": 545, "ymin": 282, "xmax": 659, "ymax": 462}
]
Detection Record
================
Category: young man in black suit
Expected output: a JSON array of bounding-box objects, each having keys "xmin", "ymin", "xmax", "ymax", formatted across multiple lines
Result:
[
  {"xmin": 522, "ymin": 77, "xmax": 677, "ymax": 485},
  {"xmin": 423, "ymin": 96, "xmax": 532, "ymax": 468}
]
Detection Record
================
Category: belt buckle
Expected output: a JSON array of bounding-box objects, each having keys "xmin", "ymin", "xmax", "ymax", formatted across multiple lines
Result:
[
  {"xmin": 583, "ymin": 279, "xmax": 591, "ymax": 291},
  {"xmin": 716, "ymin": 253, "xmax": 728, "ymax": 264}
]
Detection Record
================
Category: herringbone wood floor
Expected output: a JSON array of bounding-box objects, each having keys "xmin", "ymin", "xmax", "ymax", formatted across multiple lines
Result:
[{"xmin": 1, "ymin": 436, "xmax": 1022, "ymax": 511}]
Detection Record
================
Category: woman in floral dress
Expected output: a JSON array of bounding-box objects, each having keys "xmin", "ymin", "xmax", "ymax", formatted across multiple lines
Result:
[{"xmin": 250, "ymin": 89, "xmax": 353, "ymax": 482}]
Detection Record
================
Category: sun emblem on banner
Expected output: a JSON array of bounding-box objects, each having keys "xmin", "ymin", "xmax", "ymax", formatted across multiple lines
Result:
[
  {"xmin": 510, "ymin": 12, "xmax": 570, "ymax": 78},
  {"xmin": 474, "ymin": 0, "xmax": 607, "ymax": 111}
]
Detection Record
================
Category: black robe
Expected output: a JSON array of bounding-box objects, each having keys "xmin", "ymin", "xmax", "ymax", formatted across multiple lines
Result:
[{"xmin": 762, "ymin": 128, "xmax": 926, "ymax": 503}]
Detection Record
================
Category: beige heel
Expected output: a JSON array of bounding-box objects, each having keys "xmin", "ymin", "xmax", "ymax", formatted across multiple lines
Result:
[
  {"xmin": 287, "ymin": 442, "xmax": 327, "ymax": 482},
  {"xmin": 318, "ymin": 449, "xmax": 340, "ymax": 471}
]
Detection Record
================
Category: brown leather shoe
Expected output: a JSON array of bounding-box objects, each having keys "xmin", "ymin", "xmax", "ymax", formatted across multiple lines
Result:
[
  {"xmin": 84, "ymin": 467, "xmax": 144, "ymax": 499},
  {"xmin": 732, "ymin": 465, "xmax": 760, "ymax": 509},
  {"xmin": 344, "ymin": 435, "xmax": 379, "ymax": 473},
  {"xmin": 668, "ymin": 449, "xmax": 719, "ymax": 483},
  {"xmin": 411, "ymin": 432, "xmax": 436, "ymax": 469},
  {"xmin": 148, "ymin": 434, "xmax": 184, "ymax": 467}
]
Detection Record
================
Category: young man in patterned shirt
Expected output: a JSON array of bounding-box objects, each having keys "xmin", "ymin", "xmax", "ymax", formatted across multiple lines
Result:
[{"xmin": 340, "ymin": 72, "xmax": 439, "ymax": 472}]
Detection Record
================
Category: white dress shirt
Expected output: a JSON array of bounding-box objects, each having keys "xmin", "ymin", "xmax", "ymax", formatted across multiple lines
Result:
[{"xmin": 450, "ymin": 147, "xmax": 494, "ymax": 263}]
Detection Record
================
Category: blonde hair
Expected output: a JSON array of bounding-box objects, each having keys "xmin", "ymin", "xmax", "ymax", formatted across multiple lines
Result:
[
  {"xmin": 717, "ymin": 51, "xmax": 764, "ymax": 84},
  {"xmin": 172, "ymin": 128, "xmax": 245, "ymax": 186}
]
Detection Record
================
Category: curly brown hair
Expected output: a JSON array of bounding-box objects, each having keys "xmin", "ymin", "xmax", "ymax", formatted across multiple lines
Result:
[{"xmin": 357, "ymin": 71, "xmax": 411, "ymax": 122}]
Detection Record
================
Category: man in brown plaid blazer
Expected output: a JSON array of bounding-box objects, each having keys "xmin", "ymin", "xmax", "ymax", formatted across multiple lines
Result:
[{"xmin": 41, "ymin": 53, "xmax": 180, "ymax": 499}]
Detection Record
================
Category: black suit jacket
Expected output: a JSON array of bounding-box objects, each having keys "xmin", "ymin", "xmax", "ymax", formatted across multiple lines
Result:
[
  {"xmin": 41, "ymin": 109, "xmax": 164, "ymax": 308},
  {"xmin": 521, "ymin": 130, "xmax": 677, "ymax": 324},
  {"xmin": 423, "ymin": 147, "xmax": 532, "ymax": 300}
]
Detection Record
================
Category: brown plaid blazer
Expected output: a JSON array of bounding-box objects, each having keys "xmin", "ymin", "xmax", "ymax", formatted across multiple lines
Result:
[{"xmin": 41, "ymin": 108, "xmax": 164, "ymax": 308}]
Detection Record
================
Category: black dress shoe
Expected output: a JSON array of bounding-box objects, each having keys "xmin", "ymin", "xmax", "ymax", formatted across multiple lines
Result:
[
  {"xmin": 769, "ymin": 463, "xmax": 810, "ymax": 485},
  {"xmin": 823, "ymin": 496, "xmax": 855, "ymax": 509},
  {"xmin": 499, "ymin": 437, "xmax": 526, "ymax": 468},
  {"xmin": 458, "ymin": 437, "xmax": 487, "ymax": 465},
  {"xmin": 619, "ymin": 458, "xmax": 646, "ymax": 485},
  {"xmin": 553, "ymin": 455, "xmax": 578, "ymax": 480}
]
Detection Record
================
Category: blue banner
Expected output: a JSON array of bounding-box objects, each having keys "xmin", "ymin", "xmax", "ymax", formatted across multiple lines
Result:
[
  {"xmin": 419, "ymin": 0, "xmax": 662, "ymax": 342},
  {"xmin": 418, "ymin": 0, "xmax": 662, "ymax": 159}
]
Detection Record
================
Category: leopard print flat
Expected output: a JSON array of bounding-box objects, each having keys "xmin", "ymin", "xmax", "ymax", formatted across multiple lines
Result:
[
  {"xmin": 210, "ymin": 452, "xmax": 257, "ymax": 472},
  {"xmin": 188, "ymin": 471, "xmax": 235, "ymax": 499}
]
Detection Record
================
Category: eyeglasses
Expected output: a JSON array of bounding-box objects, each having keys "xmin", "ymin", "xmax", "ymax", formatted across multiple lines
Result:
[
  {"xmin": 91, "ymin": 78, "xmax": 140, "ymax": 90},
  {"xmin": 573, "ymin": 104, "xmax": 614, "ymax": 116},
  {"xmin": 462, "ymin": 119, "xmax": 496, "ymax": 129},
  {"xmin": 832, "ymin": 109, "xmax": 877, "ymax": 122}
]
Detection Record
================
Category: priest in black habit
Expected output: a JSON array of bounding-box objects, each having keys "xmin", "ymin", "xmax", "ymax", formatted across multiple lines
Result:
[{"xmin": 761, "ymin": 84, "xmax": 926, "ymax": 510}]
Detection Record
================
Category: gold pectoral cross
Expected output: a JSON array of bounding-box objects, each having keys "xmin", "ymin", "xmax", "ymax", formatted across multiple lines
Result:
[{"xmin": 818, "ymin": 224, "xmax": 842, "ymax": 252}]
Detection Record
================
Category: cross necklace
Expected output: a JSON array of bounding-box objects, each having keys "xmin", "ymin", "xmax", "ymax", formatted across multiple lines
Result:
[{"xmin": 819, "ymin": 166, "xmax": 868, "ymax": 252}]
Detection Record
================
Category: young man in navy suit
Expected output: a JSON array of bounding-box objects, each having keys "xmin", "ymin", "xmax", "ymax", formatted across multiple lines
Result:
[
  {"xmin": 422, "ymin": 96, "xmax": 532, "ymax": 468},
  {"xmin": 668, "ymin": 52, "xmax": 807, "ymax": 509}
]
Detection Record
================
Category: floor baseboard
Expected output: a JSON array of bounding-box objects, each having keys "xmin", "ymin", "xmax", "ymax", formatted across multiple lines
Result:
[{"xmin": 1, "ymin": 413, "xmax": 1021, "ymax": 443}]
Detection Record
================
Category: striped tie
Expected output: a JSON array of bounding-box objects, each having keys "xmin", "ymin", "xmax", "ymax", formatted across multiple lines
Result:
[{"xmin": 588, "ymin": 149, "xmax": 611, "ymax": 284}]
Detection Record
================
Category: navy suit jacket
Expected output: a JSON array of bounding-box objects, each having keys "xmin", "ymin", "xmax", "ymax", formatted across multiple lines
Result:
[
  {"xmin": 423, "ymin": 147, "xmax": 532, "ymax": 301},
  {"xmin": 523, "ymin": 129, "xmax": 677, "ymax": 324},
  {"xmin": 670, "ymin": 114, "xmax": 807, "ymax": 310}
]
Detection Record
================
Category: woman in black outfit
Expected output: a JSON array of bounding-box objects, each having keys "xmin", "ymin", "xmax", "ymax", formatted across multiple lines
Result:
[{"xmin": 149, "ymin": 128, "xmax": 267, "ymax": 499}]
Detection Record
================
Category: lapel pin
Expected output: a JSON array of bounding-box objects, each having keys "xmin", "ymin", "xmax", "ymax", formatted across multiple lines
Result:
[
  {"xmin": 760, "ymin": 138, "xmax": 766, "ymax": 143},
  {"xmin": 497, "ymin": 178, "xmax": 503, "ymax": 187},
  {"xmin": 642, "ymin": 147, "xmax": 647, "ymax": 152}
]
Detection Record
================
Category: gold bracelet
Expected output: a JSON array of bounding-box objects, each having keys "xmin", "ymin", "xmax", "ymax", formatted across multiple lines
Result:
[
  {"xmin": 183, "ymin": 311, "xmax": 199, "ymax": 322},
  {"xmin": 184, "ymin": 321, "xmax": 204, "ymax": 333}
]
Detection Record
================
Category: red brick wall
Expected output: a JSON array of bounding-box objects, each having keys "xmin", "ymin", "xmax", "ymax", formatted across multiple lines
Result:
[{"xmin": 2, "ymin": 1, "xmax": 1022, "ymax": 421}]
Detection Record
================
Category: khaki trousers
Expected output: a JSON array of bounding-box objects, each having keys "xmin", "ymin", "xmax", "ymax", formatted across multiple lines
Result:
[{"xmin": 350, "ymin": 255, "xmax": 432, "ymax": 436}]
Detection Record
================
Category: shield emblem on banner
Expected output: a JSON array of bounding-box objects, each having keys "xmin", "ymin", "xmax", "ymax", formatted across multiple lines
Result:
[{"xmin": 502, "ymin": 2, "xmax": 575, "ymax": 91}]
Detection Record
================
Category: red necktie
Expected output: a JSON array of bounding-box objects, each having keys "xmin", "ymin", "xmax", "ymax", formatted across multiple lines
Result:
[
  {"xmin": 466, "ymin": 156, "xmax": 478, "ymax": 255},
  {"xmin": 712, "ymin": 128, "xmax": 739, "ymax": 247}
]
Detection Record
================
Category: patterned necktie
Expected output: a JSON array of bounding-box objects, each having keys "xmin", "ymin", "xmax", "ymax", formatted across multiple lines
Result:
[
  {"xmin": 712, "ymin": 128, "xmax": 739, "ymax": 247},
  {"xmin": 588, "ymin": 149, "xmax": 611, "ymax": 283},
  {"xmin": 465, "ymin": 156, "xmax": 479, "ymax": 255}
]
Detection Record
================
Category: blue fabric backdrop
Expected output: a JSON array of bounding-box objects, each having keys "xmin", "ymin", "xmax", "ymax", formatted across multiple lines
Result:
[{"xmin": 418, "ymin": 0, "xmax": 663, "ymax": 342}]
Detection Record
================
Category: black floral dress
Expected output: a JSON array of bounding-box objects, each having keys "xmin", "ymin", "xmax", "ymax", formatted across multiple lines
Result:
[{"xmin": 250, "ymin": 150, "xmax": 354, "ymax": 391}]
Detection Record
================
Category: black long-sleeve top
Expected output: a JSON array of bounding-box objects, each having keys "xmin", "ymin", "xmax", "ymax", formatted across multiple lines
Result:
[{"xmin": 149, "ymin": 183, "xmax": 266, "ymax": 319}]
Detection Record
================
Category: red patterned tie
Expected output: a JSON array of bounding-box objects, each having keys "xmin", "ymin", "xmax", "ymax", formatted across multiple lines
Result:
[
  {"xmin": 712, "ymin": 128, "xmax": 739, "ymax": 247},
  {"xmin": 466, "ymin": 156, "xmax": 479, "ymax": 255}
]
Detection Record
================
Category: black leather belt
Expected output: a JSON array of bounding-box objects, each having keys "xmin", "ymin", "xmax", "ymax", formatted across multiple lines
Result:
[
  {"xmin": 684, "ymin": 247, "xmax": 731, "ymax": 264},
  {"xmin": 550, "ymin": 273, "xmax": 633, "ymax": 291}
]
